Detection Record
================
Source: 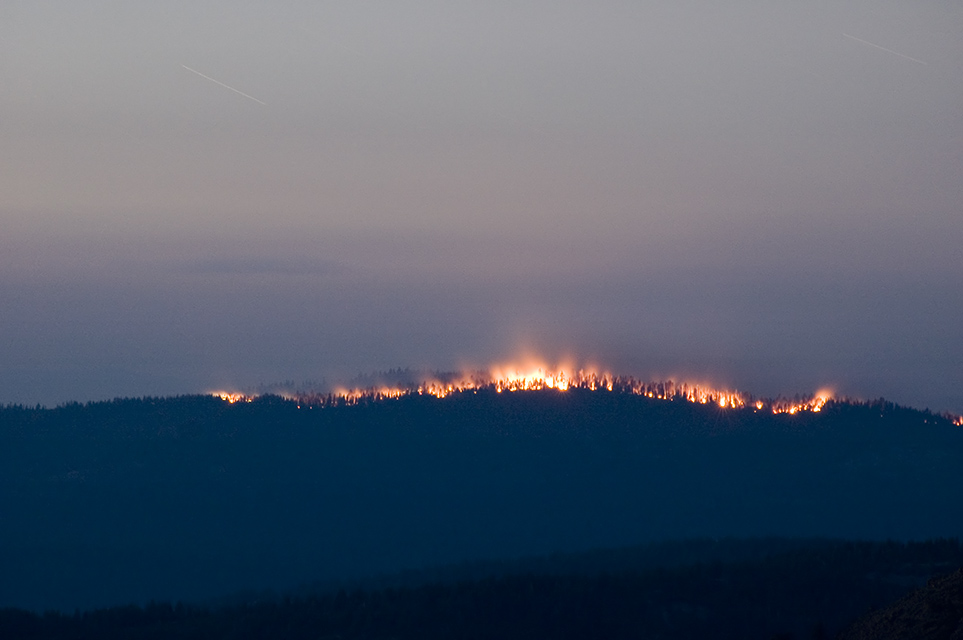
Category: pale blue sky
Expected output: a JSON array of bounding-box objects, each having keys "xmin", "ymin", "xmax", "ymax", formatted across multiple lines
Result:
[{"xmin": 2, "ymin": 1, "xmax": 961, "ymax": 411}]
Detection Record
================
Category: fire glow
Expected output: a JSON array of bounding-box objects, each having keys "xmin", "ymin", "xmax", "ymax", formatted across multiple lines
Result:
[
  {"xmin": 210, "ymin": 359, "xmax": 963, "ymax": 425},
  {"xmin": 210, "ymin": 362, "xmax": 844, "ymax": 417},
  {"xmin": 215, "ymin": 392, "xmax": 251, "ymax": 404}
]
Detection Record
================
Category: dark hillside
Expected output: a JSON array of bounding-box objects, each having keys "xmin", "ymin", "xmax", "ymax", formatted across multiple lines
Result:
[
  {"xmin": 1, "ymin": 390, "xmax": 961, "ymax": 611},
  {"xmin": 839, "ymin": 567, "xmax": 963, "ymax": 640},
  {"xmin": 2, "ymin": 539, "xmax": 962, "ymax": 640}
]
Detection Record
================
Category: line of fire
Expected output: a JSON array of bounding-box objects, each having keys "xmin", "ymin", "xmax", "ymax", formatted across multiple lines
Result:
[{"xmin": 212, "ymin": 365, "xmax": 963, "ymax": 426}]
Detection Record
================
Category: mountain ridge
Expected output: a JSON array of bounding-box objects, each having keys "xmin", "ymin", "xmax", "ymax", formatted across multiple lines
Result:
[{"xmin": 1, "ymin": 387, "xmax": 961, "ymax": 612}]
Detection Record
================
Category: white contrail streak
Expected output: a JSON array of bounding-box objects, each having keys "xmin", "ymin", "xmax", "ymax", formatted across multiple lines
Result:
[
  {"xmin": 180, "ymin": 64, "xmax": 267, "ymax": 105},
  {"xmin": 842, "ymin": 33, "xmax": 926, "ymax": 65}
]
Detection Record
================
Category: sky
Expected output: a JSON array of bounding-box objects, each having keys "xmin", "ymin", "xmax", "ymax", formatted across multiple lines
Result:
[{"xmin": 1, "ymin": 1, "xmax": 961, "ymax": 413}]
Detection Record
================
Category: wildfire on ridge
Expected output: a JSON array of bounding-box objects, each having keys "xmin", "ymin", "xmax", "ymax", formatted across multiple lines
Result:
[
  {"xmin": 208, "ymin": 364, "xmax": 853, "ymax": 417},
  {"xmin": 209, "ymin": 364, "xmax": 963, "ymax": 424}
]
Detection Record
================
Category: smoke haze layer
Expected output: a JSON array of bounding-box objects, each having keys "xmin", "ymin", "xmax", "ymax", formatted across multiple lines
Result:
[
  {"xmin": 1, "ymin": 2, "xmax": 961, "ymax": 411},
  {"xmin": 1, "ymin": 219, "xmax": 960, "ymax": 413}
]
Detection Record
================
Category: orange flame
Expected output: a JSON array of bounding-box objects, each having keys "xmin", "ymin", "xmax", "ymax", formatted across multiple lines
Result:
[
  {"xmin": 212, "ymin": 391, "xmax": 252, "ymax": 404},
  {"xmin": 209, "ymin": 369, "xmax": 963, "ymax": 426},
  {"xmin": 208, "ymin": 362, "xmax": 862, "ymax": 419}
]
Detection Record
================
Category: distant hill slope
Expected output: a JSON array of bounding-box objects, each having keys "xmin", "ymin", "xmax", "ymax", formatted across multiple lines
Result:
[
  {"xmin": 2, "ymin": 539, "xmax": 962, "ymax": 640},
  {"xmin": 1, "ymin": 389, "xmax": 961, "ymax": 611},
  {"xmin": 839, "ymin": 568, "xmax": 963, "ymax": 640}
]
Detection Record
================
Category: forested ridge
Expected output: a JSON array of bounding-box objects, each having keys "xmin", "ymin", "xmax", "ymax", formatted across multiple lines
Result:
[
  {"xmin": 1, "ymin": 387, "xmax": 960, "ymax": 439},
  {"xmin": 2, "ymin": 388, "xmax": 961, "ymax": 624}
]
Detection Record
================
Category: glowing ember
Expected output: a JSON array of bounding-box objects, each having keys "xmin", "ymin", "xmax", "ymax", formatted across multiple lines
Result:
[{"xmin": 213, "ymin": 392, "xmax": 252, "ymax": 404}]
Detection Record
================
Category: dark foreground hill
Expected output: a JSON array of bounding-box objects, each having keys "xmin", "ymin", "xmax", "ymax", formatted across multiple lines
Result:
[
  {"xmin": 839, "ymin": 567, "xmax": 963, "ymax": 640},
  {"xmin": 1, "ymin": 389, "xmax": 961, "ymax": 611},
  {"xmin": 2, "ymin": 539, "xmax": 962, "ymax": 640}
]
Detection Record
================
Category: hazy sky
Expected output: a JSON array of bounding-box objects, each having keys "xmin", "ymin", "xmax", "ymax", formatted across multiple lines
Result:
[{"xmin": 2, "ymin": 1, "xmax": 961, "ymax": 412}]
